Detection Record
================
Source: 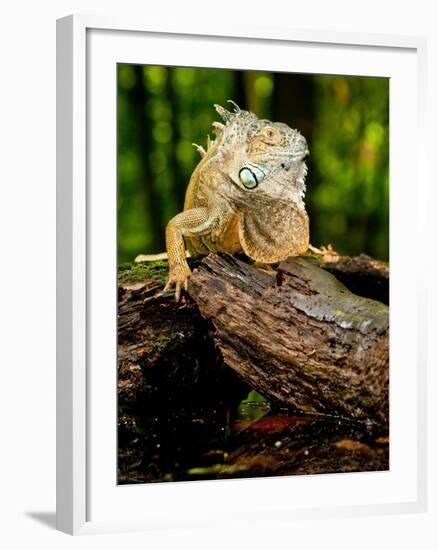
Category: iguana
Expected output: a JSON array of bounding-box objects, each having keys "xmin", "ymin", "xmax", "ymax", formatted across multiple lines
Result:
[{"xmin": 164, "ymin": 100, "xmax": 310, "ymax": 301}]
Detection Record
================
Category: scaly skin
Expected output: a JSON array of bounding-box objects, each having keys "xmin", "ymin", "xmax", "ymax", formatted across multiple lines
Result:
[{"xmin": 164, "ymin": 100, "xmax": 310, "ymax": 301}]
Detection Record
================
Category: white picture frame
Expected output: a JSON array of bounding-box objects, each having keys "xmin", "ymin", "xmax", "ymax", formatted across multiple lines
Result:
[{"xmin": 56, "ymin": 14, "xmax": 428, "ymax": 535}]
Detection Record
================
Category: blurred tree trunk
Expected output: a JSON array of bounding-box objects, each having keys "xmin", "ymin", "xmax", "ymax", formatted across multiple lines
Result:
[
  {"xmin": 273, "ymin": 73, "xmax": 315, "ymax": 138},
  {"xmin": 128, "ymin": 65, "xmax": 162, "ymax": 251},
  {"xmin": 234, "ymin": 70, "xmax": 247, "ymax": 112},
  {"xmin": 243, "ymin": 72, "xmax": 262, "ymax": 115},
  {"xmin": 165, "ymin": 68, "xmax": 185, "ymax": 211}
]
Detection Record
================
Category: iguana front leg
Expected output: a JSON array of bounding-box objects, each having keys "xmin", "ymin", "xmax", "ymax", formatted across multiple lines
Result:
[{"xmin": 164, "ymin": 206, "xmax": 220, "ymax": 301}]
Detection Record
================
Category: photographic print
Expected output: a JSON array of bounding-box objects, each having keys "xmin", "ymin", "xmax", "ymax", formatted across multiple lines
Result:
[{"xmin": 117, "ymin": 64, "xmax": 389, "ymax": 485}]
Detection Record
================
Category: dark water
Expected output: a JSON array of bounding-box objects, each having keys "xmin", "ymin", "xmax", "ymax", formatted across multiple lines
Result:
[{"xmin": 118, "ymin": 391, "xmax": 389, "ymax": 484}]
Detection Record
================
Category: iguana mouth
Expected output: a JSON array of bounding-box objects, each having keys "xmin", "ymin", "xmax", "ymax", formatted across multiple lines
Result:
[{"xmin": 252, "ymin": 150, "xmax": 309, "ymax": 161}]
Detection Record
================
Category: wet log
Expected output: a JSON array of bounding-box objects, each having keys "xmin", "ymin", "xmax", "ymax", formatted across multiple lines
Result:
[{"xmin": 188, "ymin": 254, "xmax": 389, "ymax": 429}]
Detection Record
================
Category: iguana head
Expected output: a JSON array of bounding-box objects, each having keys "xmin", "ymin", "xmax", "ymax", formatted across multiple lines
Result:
[
  {"xmin": 213, "ymin": 100, "xmax": 309, "ymax": 209},
  {"xmin": 212, "ymin": 100, "xmax": 310, "ymax": 263}
]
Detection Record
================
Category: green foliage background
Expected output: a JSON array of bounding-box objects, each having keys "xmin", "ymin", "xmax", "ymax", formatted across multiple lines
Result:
[{"xmin": 118, "ymin": 65, "xmax": 389, "ymax": 263}]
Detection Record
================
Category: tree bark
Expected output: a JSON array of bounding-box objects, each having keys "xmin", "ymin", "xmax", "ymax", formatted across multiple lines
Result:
[{"xmin": 188, "ymin": 253, "xmax": 389, "ymax": 429}]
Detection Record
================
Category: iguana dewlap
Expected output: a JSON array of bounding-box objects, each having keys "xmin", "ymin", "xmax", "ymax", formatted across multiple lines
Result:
[{"xmin": 164, "ymin": 100, "xmax": 310, "ymax": 301}]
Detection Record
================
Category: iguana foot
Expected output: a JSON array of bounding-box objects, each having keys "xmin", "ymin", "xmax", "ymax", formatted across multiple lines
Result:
[{"xmin": 163, "ymin": 266, "xmax": 191, "ymax": 302}]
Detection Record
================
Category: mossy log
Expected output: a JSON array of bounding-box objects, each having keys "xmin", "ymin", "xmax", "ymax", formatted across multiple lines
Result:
[
  {"xmin": 117, "ymin": 259, "xmax": 247, "ymax": 409},
  {"xmin": 188, "ymin": 254, "xmax": 389, "ymax": 428}
]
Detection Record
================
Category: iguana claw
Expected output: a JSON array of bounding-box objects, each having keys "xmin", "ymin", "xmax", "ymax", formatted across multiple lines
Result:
[{"xmin": 164, "ymin": 268, "xmax": 191, "ymax": 302}]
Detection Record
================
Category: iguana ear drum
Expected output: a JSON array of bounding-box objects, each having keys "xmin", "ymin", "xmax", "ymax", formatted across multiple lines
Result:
[{"xmin": 239, "ymin": 166, "xmax": 264, "ymax": 189}]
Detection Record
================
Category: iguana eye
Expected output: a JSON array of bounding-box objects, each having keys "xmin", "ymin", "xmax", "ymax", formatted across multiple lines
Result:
[
  {"xmin": 239, "ymin": 167, "xmax": 264, "ymax": 189},
  {"xmin": 259, "ymin": 126, "xmax": 281, "ymax": 144}
]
